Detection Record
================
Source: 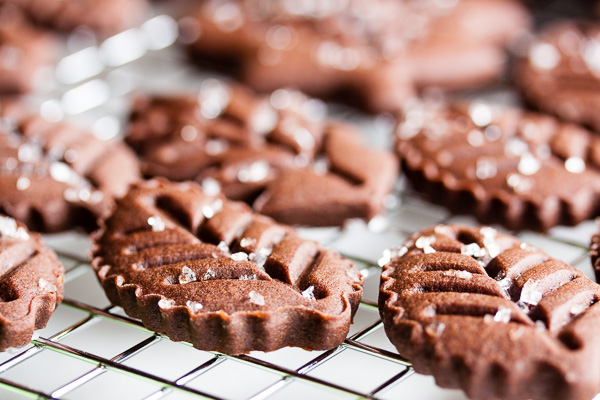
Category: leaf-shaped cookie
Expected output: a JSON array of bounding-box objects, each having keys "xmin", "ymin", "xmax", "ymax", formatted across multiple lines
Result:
[
  {"xmin": 92, "ymin": 178, "xmax": 363, "ymax": 354},
  {"xmin": 516, "ymin": 21, "xmax": 600, "ymax": 132},
  {"xmin": 396, "ymin": 100, "xmax": 600, "ymax": 231},
  {"xmin": 0, "ymin": 101, "xmax": 141, "ymax": 232},
  {"xmin": 125, "ymin": 82, "xmax": 397, "ymax": 227},
  {"xmin": 0, "ymin": 215, "xmax": 64, "ymax": 350},
  {"xmin": 181, "ymin": 0, "xmax": 529, "ymax": 112},
  {"xmin": 380, "ymin": 224, "xmax": 600, "ymax": 400}
]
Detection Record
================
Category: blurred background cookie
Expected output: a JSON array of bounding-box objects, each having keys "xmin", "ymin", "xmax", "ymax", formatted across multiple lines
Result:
[
  {"xmin": 0, "ymin": 0, "xmax": 148, "ymax": 36},
  {"xmin": 0, "ymin": 5, "xmax": 57, "ymax": 94},
  {"xmin": 395, "ymin": 99, "xmax": 600, "ymax": 231},
  {"xmin": 125, "ymin": 81, "xmax": 397, "ymax": 226},
  {"xmin": 179, "ymin": 0, "xmax": 530, "ymax": 112},
  {"xmin": 0, "ymin": 100, "xmax": 141, "ymax": 232},
  {"xmin": 516, "ymin": 21, "xmax": 600, "ymax": 132}
]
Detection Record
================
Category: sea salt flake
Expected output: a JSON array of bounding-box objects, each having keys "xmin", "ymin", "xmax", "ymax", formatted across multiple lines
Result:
[
  {"xmin": 504, "ymin": 137, "xmax": 529, "ymax": 157},
  {"xmin": 480, "ymin": 226, "xmax": 497, "ymax": 239},
  {"xmin": 517, "ymin": 152, "xmax": 541, "ymax": 176},
  {"xmin": 415, "ymin": 236, "xmax": 436, "ymax": 254},
  {"xmin": 461, "ymin": 243, "xmax": 486, "ymax": 258},
  {"xmin": 199, "ymin": 79, "xmax": 231, "ymax": 118},
  {"xmin": 217, "ymin": 241, "xmax": 229, "ymax": 253},
  {"xmin": 186, "ymin": 300, "xmax": 203, "ymax": 313},
  {"xmin": 249, "ymin": 249, "xmax": 269, "ymax": 267},
  {"xmin": 202, "ymin": 198, "xmax": 223, "ymax": 219},
  {"xmin": 17, "ymin": 143, "xmax": 42, "ymax": 163},
  {"xmin": 425, "ymin": 321, "xmax": 445, "ymax": 337},
  {"xmin": 497, "ymin": 277, "xmax": 512, "ymax": 297},
  {"xmin": 469, "ymin": 103, "xmax": 493, "ymax": 127},
  {"xmin": 0, "ymin": 216, "xmax": 29, "ymax": 240},
  {"xmin": 570, "ymin": 304, "xmax": 587, "ymax": 316},
  {"xmin": 423, "ymin": 306, "xmax": 436, "ymax": 318},
  {"xmin": 564, "ymin": 156, "xmax": 585, "ymax": 174},
  {"xmin": 378, "ymin": 246, "xmax": 408, "ymax": 267},
  {"xmin": 519, "ymin": 285, "xmax": 542, "ymax": 306},
  {"xmin": 231, "ymin": 252, "xmax": 249, "ymax": 261},
  {"xmin": 434, "ymin": 225, "xmax": 453, "ymax": 236},
  {"xmin": 203, "ymin": 269, "xmax": 216, "ymax": 280},
  {"xmin": 49, "ymin": 162, "xmax": 76, "ymax": 183},
  {"xmin": 147, "ymin": 215, "xmax": 165, "ymax": 232},
  {"xmin": 237, "ymin": 161, "xmax": 269, "ymax": 182},
  {"xmin": 240, "ymin": 237, "xmax": 257, "ymax": 248},
  {"xmin": 131, "ymin": 262, "xmax": 144, "ymax": 271},
  {"xmin": 367, "ymin": 215, "xmax": 388, "ymax": 233},
  {"xmin": 63, "ymin": 188, "xmax": 79, "ymax": 202},
  {"xmin": 89, "ymin": 191, "xmax": 104, "ymax": 204},
  {"xmin": 38, "ymin": 278, "xmax": 57, "ymax": 292},
  {"xmin": 293, "ymin": 126, "xmax": 315, "ymax": 150},
  {"xmin": 475, "ymin": 158, "xmax": 497, "ymax": 180},
  {"xmin": 530, "ymin": 42, "xmax": 561, "ymax": 70},
  {"xmin": 467, "ymin": 129, "xmax": 484, "ymax": 147},
  {"xmin": 179, "ymin": 266, "xmax": 197, "ymax": 284},
  {"xmin": 493, "ymin": 306, "xmax": 512, "ymax": 323},
  {"xmin": 180, "ymin": 125, "xmax": 198, "ymax": 142},
  {"xmin": 535, "ymin": 320, "xmax": 547, "ymax": 331},
  {"xmin": 454, "ymin": 270, "xmax": 473, "ymax": 279},
  {"xmin": 249, "ymin": 290, "xmax": 265, "ymax": 306},
  {"xmin": 508, "ymin": 327, "xmax": 526, "ymax": 341},
  {"xmin": 251, "ymin": 103, "xmax": 278, "ymax": 134},
  {"xmin": 302, "ymin": 286, "xmax": 316, "ymax": 301},
  {"xmin": 506, "ymin": 173, "xmax": 533, "ymax": 193},
  {"xmin": 16, "ymin": 176, "xmax": 30, "ymax": 191},
  {"xmin": 205, "ymin": 139, "xmax": 228, "ymax": 155},
  {"xmin": 158, "ymin": 298, "xmax": 176, "ymax": 309},
  {"xmin": 201, "ymin": 177, "xmax": 221, "ymax": 196},
  {"xmin": 483, "ymin": 314, "xmax": 495, "ymax": 324},
  {"xmin": 78, "ymin": 188, "xmax": 91, "ymax": 202},
  {"xmin": 239, "ymin": 274, "xmax": 257, "ymax": 280},
  {"xmin": 312, "ymin": 157, "xmax": 329, "ymax": 175}
]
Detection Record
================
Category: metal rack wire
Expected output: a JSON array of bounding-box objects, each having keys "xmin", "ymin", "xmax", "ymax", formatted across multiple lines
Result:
[{"xmin": 0, "ymin": 2, "xmax": 598, "ymax": 399}]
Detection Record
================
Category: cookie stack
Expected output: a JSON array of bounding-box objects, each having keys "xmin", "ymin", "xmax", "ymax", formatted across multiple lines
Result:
[{"xmin": 2, "ymin": 1, "xmax": 600, "ymax": 400}]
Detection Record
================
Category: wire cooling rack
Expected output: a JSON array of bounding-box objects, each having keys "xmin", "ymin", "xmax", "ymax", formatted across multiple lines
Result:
[{"xmin": 1, "ymin": 2, "xmax": 599, "ymax": 399}]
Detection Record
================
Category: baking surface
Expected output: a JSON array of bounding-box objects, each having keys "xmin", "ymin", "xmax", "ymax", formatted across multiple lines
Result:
[{"xmin": 0, "ymin": 1, "xmax": 599, "ymax": 399}]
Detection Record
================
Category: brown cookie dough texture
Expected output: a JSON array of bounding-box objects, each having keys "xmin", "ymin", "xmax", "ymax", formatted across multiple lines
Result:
[
  {"xmin": 92, "ymin": 179, "xmax": 364, "ymax": 354},
  {"xmin": 516, "ymin": 21, "xmax": 600, "ymax": 132},
  {"xmin": 0, "ymin": 0, "xmax": 147, "ymax": 36},
  {"xmin": 126, "ymin": 81, "xmax": 397, "ymax": 227},
  {"xmin": 395, "ymin": 100, "xmax": 600, "ymax": 231},
  {"xmin": 592, "ymin": 223, "xmax": 600, "ymax": 282},
  {"xmin": 0, "ymin": 101, "xmax": 141, "ymax": 232},
  {"xmin": 0, "ymin": 214, "xmax": 64, "ymax": 351},
  {"xmin": 379, "ymin": 224, "xmax": 600, "ymax": 400},
  {"xmin": 181, "ymin": 0, "xmax": 530, "ymax": 112},
  {"xmin": 0, "ymin": 5, "xmax": 57, "ymax": 94}
]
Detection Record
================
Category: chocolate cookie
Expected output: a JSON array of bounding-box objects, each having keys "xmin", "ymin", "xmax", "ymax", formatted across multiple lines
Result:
[
  {"xmin": 0, "ymin": 0, "xmax": 147, "ymax": 35},
  {"xmin": 180, "ymin": 0, "xmax": 530, "ymax": 112},
  {"xmin": 395, "ymin": 100, "xmax": 600, "ymax": 231},
  {"xmin": 591, "ymin": 224, "xmax": 600, "ymax": 283},
  {"xmin": 379, "ymin": 224, "xmax": 600, "ymax": 400},
  {"xmin": 0, "ymin": 5, "xmax": 56, "ymax": 94},
  {"xmin": 516, "ymin": 21, "xmax": 600, "ymax": 132},
  {"xmin": 126, "ymin": 83, "xmax": 397, "ymax": 227},
  {"xmin": 0, "ymin": 101, "xmax": 141, "ymax": 232},
  {"xmin": 0, "ymin": 214, "xmax": 64, "ymax": 351},
  {"xmin": 92, "ymin": 178, "xmax": 363, "ymax": 354}
]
